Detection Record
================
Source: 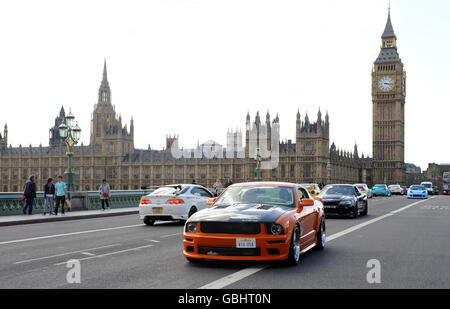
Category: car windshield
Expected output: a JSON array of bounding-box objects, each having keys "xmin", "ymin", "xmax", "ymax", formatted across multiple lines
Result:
[
  {"xmin": 214, "ymin": 186, "xmax": 296, "ymax": 208},
  {"xmin": 151, "ymin": 186, "xmax": 188, "ymax": 195},
  {"xmin": 374, "ymin": 185, "xmax": 386, "ymax": 188},
  {"xmin": 421, "ymin": 183, "xmax": 432, "ymax": 188},
  {"xmin": 411, "ymin": 186, "xmax": 426, "ymax": 190},
  {"xmin": 389, "ymin": 185, "xmax": 400, "ymax": 189},
  {"xmin": 320, "ymin": 185, "xmax": 354, "ymax": 196}
]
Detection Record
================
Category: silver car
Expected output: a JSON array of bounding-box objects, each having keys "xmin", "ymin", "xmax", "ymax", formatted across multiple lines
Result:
[{"xmin": 354, "ymin": 184, "xmax": 373, "ymax": 199}]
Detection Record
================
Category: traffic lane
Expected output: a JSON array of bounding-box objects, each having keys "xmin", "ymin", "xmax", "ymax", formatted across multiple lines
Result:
[
  {"xmin": 324, "ymin": 195, "xmax": 417, "ymax": 236},
  {"xmin": 225, "ymin": 196, "xmax": 450, "ymax": 289},
  {"xmin": 0, "ymin": 220, "xmax": 185, "ymax": 279},
  {"xmin": 0, "ymin": 213, "xmax": 143, "ymax": 242}
]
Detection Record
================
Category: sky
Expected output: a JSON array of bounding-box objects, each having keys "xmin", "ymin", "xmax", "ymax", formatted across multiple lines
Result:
[{"xmin": 0, "ymin": 0, "xmax": 449, "ymax": 170}]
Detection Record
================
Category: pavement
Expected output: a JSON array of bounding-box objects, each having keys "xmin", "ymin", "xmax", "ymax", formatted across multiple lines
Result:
[
  {"xmin": 0, "ymin": 207, "xmax": 138, "ymax": 227},
  {"xmin": 0, "ymin": 195, "xmax": 449, "ymax": 289}
]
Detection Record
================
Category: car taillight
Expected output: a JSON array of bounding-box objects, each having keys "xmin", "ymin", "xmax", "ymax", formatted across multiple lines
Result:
[
  {"xmin": 168, "ymin": 199, "xmax": 184, "ymax": 205},
  {"xmin": 140, "ymin": 199, "xmax": 150, "ymax": 205}
]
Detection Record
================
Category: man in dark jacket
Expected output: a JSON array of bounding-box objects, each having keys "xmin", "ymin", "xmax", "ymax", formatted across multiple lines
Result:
[{"xmin": 23, "ymin": 175, "xmax": 37, "ymax": 215}]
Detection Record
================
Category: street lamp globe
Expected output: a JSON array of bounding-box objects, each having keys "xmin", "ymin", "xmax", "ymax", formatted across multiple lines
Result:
[
  {"xmin": 58, "ymin": 123, "xmax": 68, "ymax": 139},
  {"xmin": 72, "ymin": 122, "xmax": 81, "ymax": 142},
  {"xmin": 65, "ymin": 110, "xmax": 75, "ymax": 127}
]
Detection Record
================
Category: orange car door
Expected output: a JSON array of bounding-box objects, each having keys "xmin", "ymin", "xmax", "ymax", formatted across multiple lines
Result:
[{"xmin": 297, "ymin": 187, "xmax": 317, "ymax": 246}]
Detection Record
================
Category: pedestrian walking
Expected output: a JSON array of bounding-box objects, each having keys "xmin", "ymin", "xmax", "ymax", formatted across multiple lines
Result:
[
  {"xmin": 225, "ymin": 178, "xmax": 233, "ymax": 188},
  {"xmin": 43, "ymin": 178, "xmax": 55, "ymax": 215},
  {"xmin": 54, "ymin": 176, "xmax": 67, "ymax": 216},
  {"xmin": 213, "ymin": 179, "xmax": 223, "ymax": 197},
  {"xmin": 99, "ymin": 179, "xmax": 111, "ymax": 210},
  {"xmin": 23, "ymin": 175, "xmax": 37, "ymax": 215}
]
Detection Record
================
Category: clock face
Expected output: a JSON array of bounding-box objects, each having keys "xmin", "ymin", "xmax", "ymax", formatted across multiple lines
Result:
[{"xmin": 378, "ymin": 76, "xmax": 395, "ymax": 92}]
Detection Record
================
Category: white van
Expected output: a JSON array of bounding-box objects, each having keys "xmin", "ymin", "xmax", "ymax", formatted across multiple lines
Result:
[{"xmin": 420, "ymin": 182, "xmax": 433, "ymax": 195}]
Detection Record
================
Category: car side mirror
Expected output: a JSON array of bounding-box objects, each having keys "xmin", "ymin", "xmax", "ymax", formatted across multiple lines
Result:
[
  {"xmin": 206, "ymin": 198, "xmax": 217, "ymax": 206},
  {"xmin": 300, "ymin": 198, "xmax": 314, "ymax": 207}
]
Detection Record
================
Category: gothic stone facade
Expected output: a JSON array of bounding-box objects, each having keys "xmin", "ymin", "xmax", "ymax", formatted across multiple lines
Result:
[{"xmin": 0, "ymin": 63, "xmax": 372, "ymax": 192}]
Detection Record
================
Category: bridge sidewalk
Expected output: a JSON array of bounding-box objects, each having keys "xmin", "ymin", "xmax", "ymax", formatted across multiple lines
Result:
[{"xmin": 0, "ymin": 207, "xmax": 139, "ymax": 227}]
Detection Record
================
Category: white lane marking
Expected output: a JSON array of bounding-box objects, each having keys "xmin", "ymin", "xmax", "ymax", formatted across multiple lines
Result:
[
  {"xmin": 0, "ymin": 224, "xmax": 144, "ymax": 246},
  {"xmin": 14, "ymin": 243, "xmax": 121, "ymax": 264},
  {"xmin": 146, "ymin": 239, "xmax": 160, "ymax": 243},
  {"xmin": 199, "ymin": 266, "xmax": 269, "ymax": 290},
  {"xmin": 81, "ymin": 252, "xmax": 96, "ymax": 256},
  {"xmin": 198, "ymin": 197, "xmax": 435, "ymax": 289},
  {"xmin": 160, "ymin": 233, "xmax": 183, "ymax": 238},
  {"xmin": 54, "ymin": 244, "xmax": 154, "ymax": 265}
]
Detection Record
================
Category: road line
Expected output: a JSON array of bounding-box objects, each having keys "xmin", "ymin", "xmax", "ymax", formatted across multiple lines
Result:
[
  {"xmin": 160, "ymin": 233, "xmax": 183, "ymax": 238},
  {"xmin": 199, "ymin": 266, "xmax": 269, "ymax": 289},
  {"xmin": 146, "ymin": 239, "xmax": 160, "ymax": 243},
  {"xmin": 198, "ymin": 197, "xmax": 435, "ymax": 289},
  {"xmin": 54, "ymin": 244, "xmax": 154, "ymax": 265},
  {"xmin": 14, "ymin": 243, "xmax": 121, "ymax": 264},
  {"xmin": 0, "ymin": 224, "xmax": 144, "ymax": 246},
  {"xmin": 81, "ymin": 252, "xmax": 96, "ymax": 256}
]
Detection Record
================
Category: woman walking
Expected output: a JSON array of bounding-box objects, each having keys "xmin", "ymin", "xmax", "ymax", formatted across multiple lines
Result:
[
  {"xmin": 99, "ymin": 179, "xmax": 111, "ymax": 210},
  {"xmin": 213, "ymin": 179, "xmax": 223, "ymax": 197},
  {"xmin": 43, "ymin": 178, "xmax": 55, "ymax": 215}
]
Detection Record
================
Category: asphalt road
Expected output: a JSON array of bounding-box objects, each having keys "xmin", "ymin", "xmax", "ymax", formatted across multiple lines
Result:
[{"xmin": 0, "ymin": 195, "xmax": 449, "ymax": 289}]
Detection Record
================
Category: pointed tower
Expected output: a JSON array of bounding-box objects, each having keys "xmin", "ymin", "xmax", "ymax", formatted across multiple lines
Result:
[
  {"xmin": 90, "ymin": 60, "xmax": 134, "ymax": 154},
  {"xmin": 372, "ymin": 7, "xmax": 406, "ymax": 185},
  {"xmin": 0, "ymin": 123, "xmax": 7, "ymax": 148},
  {"xmin": 49, "ymin": 106, "xmax": 65, "ymax": 147}
]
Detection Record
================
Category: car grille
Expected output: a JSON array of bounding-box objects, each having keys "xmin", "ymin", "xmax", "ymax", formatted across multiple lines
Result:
[
  {"xmin": 198, "ymin": 247, "xmax": 261, "ymax": 257},
  {"xmin": 323, "ymin": 201, "xmax": 340, "ymax": 206},
  {"xmin": 200, "ymin": 222, "xmax": 261, "ymax": 234}
]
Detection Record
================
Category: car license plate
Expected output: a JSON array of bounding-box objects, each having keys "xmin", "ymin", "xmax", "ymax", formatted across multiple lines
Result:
[
  {"xmin": 152, "ymin": 208, "xmax": 163, "ymax": 214},
  {"xmin": 325, "ymin": 205, "xmax": 337, "ymax": 209},
  {"xmin": 236, "ymin": 238, "xmax": 256, "ymax": 249}
]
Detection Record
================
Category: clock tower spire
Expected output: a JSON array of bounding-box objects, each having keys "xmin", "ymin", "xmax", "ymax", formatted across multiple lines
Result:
[{"xmin": 372, "ymin": 7, "xmax": 406, "ymax": 185}]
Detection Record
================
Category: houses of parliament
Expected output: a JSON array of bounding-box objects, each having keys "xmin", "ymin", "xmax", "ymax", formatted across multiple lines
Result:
[{"xmin": 0, "ymin": 11, "xmax": 405, "ymax": 192}]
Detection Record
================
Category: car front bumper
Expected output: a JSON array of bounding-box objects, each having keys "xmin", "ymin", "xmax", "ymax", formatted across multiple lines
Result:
[
  {"xmin": 407, "ymin": 194, "xmax": 428, "ymax": 199},
  {"xmin": 183, "ymin": 232, "xmax": 290, "ymax": 261}
]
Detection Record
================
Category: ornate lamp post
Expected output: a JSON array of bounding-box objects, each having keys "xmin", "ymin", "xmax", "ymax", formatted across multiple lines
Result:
[
  {"xmin": 254, "ymin": 148, "xmax": 262, "ymax": 181},
  {"xmin": 58, "ymin": 110, "xmax": 81, "ymax": 191}
]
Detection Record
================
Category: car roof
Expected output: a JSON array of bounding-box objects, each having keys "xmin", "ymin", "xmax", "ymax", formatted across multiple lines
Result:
[{"xmin": 230, "ymin": 182, "xmax": 297, "ymax": 188}]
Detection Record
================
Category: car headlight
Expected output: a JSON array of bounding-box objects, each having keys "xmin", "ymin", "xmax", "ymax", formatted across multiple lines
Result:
[
  {"xmin": 339, "ymin": 201, "xmax": 352, "ymax": 206},
  {"xmin": 266, "ymin": 223, "xmax": 284, "ymax": 235},
  {"xmin": 185, "ymin": 222, "xmax": 198, "ymax": 233}
]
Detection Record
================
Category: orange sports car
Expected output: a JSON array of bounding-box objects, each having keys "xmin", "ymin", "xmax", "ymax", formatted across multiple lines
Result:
[{"xmin": 183, "ymin": 182, "xmax": 326, "ymax": 265}]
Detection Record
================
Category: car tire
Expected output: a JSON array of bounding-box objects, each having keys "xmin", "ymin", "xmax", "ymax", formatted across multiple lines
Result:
[
  {"xmin": 144, "ymin": 217, "xmax": 155, "ymax": 226},
  {"xmin": 361, "ymin": 201, "xmax": 368, "ymax": 216},
  {"xmin": 315, "ymin": 218, "xmax": 326, "ymax": 250},
  {"xmin": 188, "ymin": 207, "xmax": 197, "ymax": 218},
  {"xmin": 286, "ymin": 224, "xmax": 301, "ymax": 266},
  {"xmin": 186, "ymin": 257, "xmax": 203, "ymax": 263}
]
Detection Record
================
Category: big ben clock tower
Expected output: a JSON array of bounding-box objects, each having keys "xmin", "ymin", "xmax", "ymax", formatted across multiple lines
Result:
[{"xmin": 372, "ymin": 8, "xmax": 406, "ymax": 185}]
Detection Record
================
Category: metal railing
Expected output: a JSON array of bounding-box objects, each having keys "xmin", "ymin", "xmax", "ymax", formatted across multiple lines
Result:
[{"xmin": 0, "ymin": 190, "xmax": 154, "ymax": 216}]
